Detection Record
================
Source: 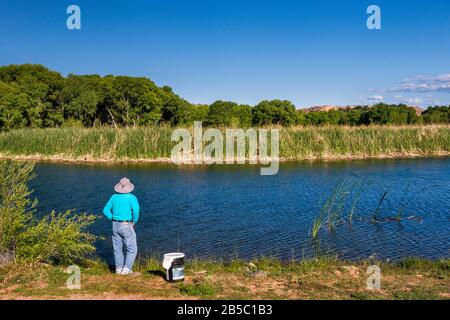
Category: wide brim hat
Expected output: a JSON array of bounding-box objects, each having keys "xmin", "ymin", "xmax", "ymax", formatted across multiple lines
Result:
[{"xmin": 114, "ymin": 177, "xmax": 134, "ymax": 194}]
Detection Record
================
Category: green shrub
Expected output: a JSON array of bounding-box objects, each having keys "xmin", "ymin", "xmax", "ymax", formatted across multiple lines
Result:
[
  {"xmin": 0, "ymin": 160, "xmax": 35, "ymax": 251},
  {"xmin": 0, "ymin": 160, "xmax": 98, "ymax": 264},
  {"xmin": 16, "ymin": 210, "xmax": 97, "ymax": 264}
]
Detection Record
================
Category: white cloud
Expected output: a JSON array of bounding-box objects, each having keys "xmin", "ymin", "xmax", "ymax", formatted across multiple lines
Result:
[
  {"xmin": 368, "ymin": 73, "xmax": 450, "ymax": 106},
  {"xmin": 370, "ymin": 73, "xmax": 450, "ymax": 93},
  {"xmin": 367, "ymin": 95, "xmax": 384, "ymax": 103},
  {"xmin": 394, "ymin": 95, "xmax": 423, "ymax": 105},
  {"xmin": 413, "ymin": 74, "xmax": 450, "ymax": 83},
  {"xmin": 385, "ymin": 73, "xmax": 450, "ymax": 93}
]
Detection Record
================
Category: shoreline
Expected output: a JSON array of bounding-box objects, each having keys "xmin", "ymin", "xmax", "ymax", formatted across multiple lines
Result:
[
  {"xmin": 0, "ymin": 152, "xmax": 449, "ymax": 166},
  {"xmin": 0, "ymin": 125, "xmax": 448, "ymax": 166},
  {"xmin": 1, "ymin": 257, "xmax": 449, "ymax": 300}
]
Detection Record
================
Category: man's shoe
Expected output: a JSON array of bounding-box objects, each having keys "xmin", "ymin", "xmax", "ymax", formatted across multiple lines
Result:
[{"xmin": 121, "ymin": 267, "xmax": 133, "ymax": 275}]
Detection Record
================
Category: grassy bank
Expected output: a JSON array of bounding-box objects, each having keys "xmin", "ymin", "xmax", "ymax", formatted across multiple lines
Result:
[
  {"xmin": 0, "ymin": 125, "xmax": 448, "ymax": 162},
  {"xmin": 0, "ymin": 257, "xmax": 449, "ymax": 300}
]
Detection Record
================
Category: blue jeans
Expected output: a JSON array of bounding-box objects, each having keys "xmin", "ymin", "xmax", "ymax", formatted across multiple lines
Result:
[{"xmin": 112, "ymin": 221, "xmax": 137, "ymax": 271}]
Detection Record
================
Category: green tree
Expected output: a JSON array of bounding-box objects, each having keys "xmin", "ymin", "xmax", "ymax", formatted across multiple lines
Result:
[
  {"xmin": 422, "ymin": 106, "xmax": 449, "ymax": 124},
  {"xmin": 110, "ymin": 76, "xmax": 163, "ymax": 126},
  {"xmin": 253, "ymin": 100, "xmax": 298, "ymax": 125},
  {"xmin": 59, "ymin": 75, "xmax": 105, "ymax": 126},
  {"xmin": 0, "ymin": 64, "xmax": 64, "ymax": 128},
  {"xmin": 207, "ymin": 100, "xmax": 238, "ymax": 126},
  {"xmin": 190, "ymin": 104, "xmax": 209, "ymax": 123},
  {"xmin": 0, "ymin": 81, "xmax": 29, "ymax": 129}
]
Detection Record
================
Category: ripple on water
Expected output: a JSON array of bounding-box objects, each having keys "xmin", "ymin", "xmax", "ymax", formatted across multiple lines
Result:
[{"xmin": 31, "ymin": 158, "xmax": 450, "ymax": 261}]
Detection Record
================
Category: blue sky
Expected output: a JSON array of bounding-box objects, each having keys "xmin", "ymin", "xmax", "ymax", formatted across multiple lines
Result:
[{"xmin": 0, "ymin": 0, "xmax": 449, "ymax": 108}]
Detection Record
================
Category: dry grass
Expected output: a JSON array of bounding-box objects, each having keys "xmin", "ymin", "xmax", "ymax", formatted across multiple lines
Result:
[{"xmin": 1, "ymin": 257, "xmax": 448, "ymax": 300}]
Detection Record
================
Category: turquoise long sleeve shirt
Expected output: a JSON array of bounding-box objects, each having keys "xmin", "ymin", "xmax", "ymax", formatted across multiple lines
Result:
[{"xmin": 103, "ymin": 193, "xmax": 140, "ymax": 224}]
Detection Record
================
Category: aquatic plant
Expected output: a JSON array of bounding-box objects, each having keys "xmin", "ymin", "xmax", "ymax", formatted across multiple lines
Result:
[
  {"xmin": 395, "ymin": 183, "xmax": 411, "ymax": 222},
  {"xmin": 280, "ymin": 125, "xmax": 450, "ymax": 161},
  {"xmin": 0, "ymin": 125, "xmax": 448, "ymax": 162},
  {"xmin": 311, "ymin": 180, "xmax": 353, "ymax": 238},
  {"xmin": 373, "ymin": 190, "xmax": 389, "ymax": 221},
  {"xmin": 326, "ymin": 182, "xmax": 349, "ymax": 231},
  {"xmin": 311, "ymin": 196, "xmax": 330, "ymax": 239},
  {"xmin": 348, "ymin": 187, "xmax": 362, "ymax": 224}
]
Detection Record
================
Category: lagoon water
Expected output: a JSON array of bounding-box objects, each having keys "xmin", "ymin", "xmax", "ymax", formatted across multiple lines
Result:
[{"xmin": 31, "ymin": 158, "xmax": 450, "ymax": 262}]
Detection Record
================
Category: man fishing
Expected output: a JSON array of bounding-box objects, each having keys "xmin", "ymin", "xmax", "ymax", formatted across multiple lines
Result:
[{"xmin": 103, "ymin": 177, "xmax": 140, "ymax": 275}]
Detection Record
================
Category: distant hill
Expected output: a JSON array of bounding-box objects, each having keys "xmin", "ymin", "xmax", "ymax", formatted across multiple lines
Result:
[
  {"xmin": 304, "ymin": 104, "xmax": 423, "ymax": 116},
  {"xmin": 409, "ymin": 106, "xmax": 423, "ymax": 116},
  {"xmin": 303, "ymin": 105, "xmax": 355, "ymax": 112}
]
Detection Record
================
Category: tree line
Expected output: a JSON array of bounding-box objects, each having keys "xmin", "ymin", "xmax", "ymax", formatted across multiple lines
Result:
[{"xmin": 0, "ymin": 64, "xmax": 448, "ymax": 130}]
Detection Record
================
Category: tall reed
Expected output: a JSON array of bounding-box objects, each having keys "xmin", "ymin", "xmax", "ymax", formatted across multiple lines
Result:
[
  {"xmin": 311, "ymin": 180, "xmax": 353, "ymax": 238},
  {"xmin": 0, "ymin": 125, "xmax": 448, "ymax": 161},
  {"xmin": 373, "ymin": 190, "xmax": 389, "ymax": 221}
]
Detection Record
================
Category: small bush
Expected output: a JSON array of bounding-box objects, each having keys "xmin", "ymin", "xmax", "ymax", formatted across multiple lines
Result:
[
  {"xmin": 0, "ymin": 160, "xmax": 35, "ymax": 251},
  {"xmin": 0, "ymin": 160, "xmax": 98, "ymax": 265},
  {"xmin": 16, "ymin": 210, "xmax": 97, "ymax": 264}
]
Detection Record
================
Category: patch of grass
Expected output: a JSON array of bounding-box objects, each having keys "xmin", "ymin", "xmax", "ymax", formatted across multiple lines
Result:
[
  {"xmin": 83, "ymin": 281, "xmax": 113, "ymax": 294},
  {"xmin": 393, "ymin": 287, "xmax": 441, "ymax": 300},
  {"xmin": 178, "ymin": 282, "xmax": 218, "ymax": 297},
  {"xmin": 1, "ymin": 257, "xmax": 448, "ymax": 300},
  {"xmin": 0, "ymin": 264, "xmax": 72, "ymax": 297},
  {"xmin": 114, "ymin": 282, "xmax": 142, "ymax": 294},
  {"xmin": 81, "ymin": 259, "xmax": 111, "ymax": 276},
  {"xmin": 394, "ymin": 257, "xmax": 450, "ymax": 279},
  {"xmin": 398, "ymin": 257, "xmax": 435, "ymax": 270},
  {"xmin": 135, "ymin": 257, "xmax": 163, "ymax": 273},
  {"xmin": 1, "ymin": 263, "xmax": 47, "ymax": 286},
  {"xmin": 185, "ymin": 258, "xmax": 247, "ymax": 275},
  {"xmin": 0, "ymin": 125, "xmax": 448, "ymax": 161},
  {"xmin": 281, "ymin": 125, "xmax": 450, "ymax": 160},
  {"xmin": 186, "ymin": 258, "xmax": 225, "ymax": 275},
  {"xmin": 223, "ymin": 259, "xmax": 247, "ymax": 273},
  {"xmin": 252, "ymin": 257, "xmax": 283, "ymax": 275},
  {"xmin": 225, "ymin": 293, "xmax": 252, "ymax": 300},
  {"xmin": 232, "ymin": 286, "xmax": 250, "ymax": 293},
  {"xmin": 47, "ymin": 267, "xmax": 70, "ymax": 288},
  {"xmin": 290, "ymin": 256, "xmax": 341, "ymax": 274},
  {"xmin": 350, "ymin": 292, "xmax": 375, "ymax": 300}
]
